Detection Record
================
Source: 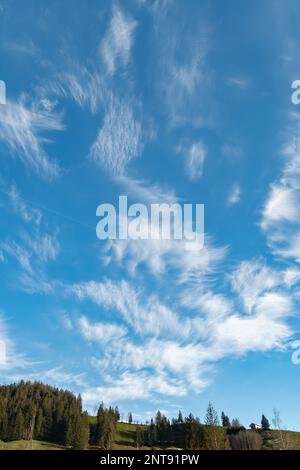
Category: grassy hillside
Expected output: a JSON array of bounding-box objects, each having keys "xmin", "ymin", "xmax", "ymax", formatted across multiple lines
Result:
[
  {"xmin": 0, "ymin": 422, "xmax": 147, "ymax": 451},
  {"xmin": 0, "ymin": 440, "xmax": 65, "ymax": 450},
  {"xmin": 89, "ymin": 418, "xmax": 151, "ymax": 449},
  {"xmin": 2, "ymin": 423, "xmax": 300, "ymax": 450},
  {"xmin": 115, "ymin": 422, "xmax": 147, "ymax": 449}
]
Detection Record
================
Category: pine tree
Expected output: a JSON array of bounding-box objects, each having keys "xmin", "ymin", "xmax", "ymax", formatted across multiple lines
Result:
[
  {"xmin": 221, "ymin": 411, "xmax": 230, "ymax": 427},
  {"xmin": 128, "ymin": 412, "xmax": 133, "ymax": 424},
  {"xmin": 115, "ymin": 406, "xmax": 120, "ymax": 421},
  {"xmin": 155, "ymin": 410, "xmax": 162, "ymax": 427},
  {"xmin": 146, "ymin": 419, "xmax": 157, "ymax": 448},
  {"xmin": 261, "ymin": 414, "xmax": 270, "ymax": 430},
  {"xmin": 177, "ymin": 410, "xmax": 184, "ymax": 423},
  {"xmin": 204, "ymin": 402, "xmax": 222, "ymax": 450},
  {"xmin": 72, "ymin": 412, "xmax": 89, "ymax": 450},
  {"xmin": 205, "ymin": 402, "xmax": 219, "ymax": 426},
  {"xmin": 95, "ymin": 403, "xmax": 118, "ymax": 449}
]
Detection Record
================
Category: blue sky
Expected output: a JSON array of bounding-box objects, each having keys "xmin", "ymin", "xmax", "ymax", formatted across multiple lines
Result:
[{"xmin": 1, "ymin": 0, "xmax": 300, "ymax": 428}]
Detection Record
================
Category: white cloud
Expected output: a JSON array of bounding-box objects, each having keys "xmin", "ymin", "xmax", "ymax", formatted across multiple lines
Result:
[
  {"xmin": 78, "ymin": 316, "xmax": 127, "ymax": 344},
  {"xmin": 71, "ymin": 280, "xmax": 191, "ymax": 339},
  {"xmin": 260, "ymin": 131, "xmax": 300, "ymax": 261},
  {"xmin": 99, "ymin": 178, "xmax": 225, "ymax": 282},
  {"xmin": 211, "ymin": 309, "xmax": 291, "ymax": 357},
  {"xmin": 100, "ymin": 5, "xmax": 137, "ymax": 76},
  {"xmin": 227, "ymin": 184, "xmax": 241, "ymax": 206},
  {"xmin": 60, "ymin": 311, "xmax": 73, "ymax": 331},
  {"xmin": 106, "ymin": 234, "xmax": 225, "ymax": 284},
  {"xmin": 4, "ymin": 367, "xmax": 86, "ymax": 388},
  {"xmin": 8, "ymin": 185, "xmax": 42, "ymax": 225},
  {"xmin": 180, "ymin": 289, "xmax": 232, "ymax": 320},
  {"xmin": 89, "ymin": 94, "xmax": 142, "ymax": 175},
  {"xmin": 115, "ymin": 176, "xmax": 177, "ymax": 204},
  {"xmin": 0, "ymin": 96, "xmax": 63, "ymax": 179},
  {"xmin": 2, "ymin": 241, "xmax": 33, "ymax": 274},
  {"xmin": 82, "ymin": 370, "xmax": 187, "ymax": 406},
  {"xmin": 1, "ymin": 208, "xmax": 59, "ymax": 294},
  {"xmin": 25, "ymin": 232, "xmax": 59, "ymax": 263},
  {"xmin": 17, "ymin": 272, "xmax": 53, "ymax": 294},
  {"xmin": 261, "ymin": 186, "xmax": 299, "ymax": 229},
  {"xmin": 283, "ymin": 267, "xmax": 300, "ymax": 287},
  {"xmin": 46, "ymin": 67, "xmax": 104, "ymax": 114},
  {"xmin": 77, "ymin": 281, "xmax": 294, "ymax": 403},
  {"xmin": 2, "ymin": 231, "xmax": 59, "ymax": 275},
  {"xmin": 229, "ymin": 259, "xmax": 282, "ymax": 312},
  {"xmin": 177, "ymin": 141, "xmax": 207, "ymax": 181},
  {"xmin": 0, "ymin": 312, "xmax": 28, "ymax": 371}
]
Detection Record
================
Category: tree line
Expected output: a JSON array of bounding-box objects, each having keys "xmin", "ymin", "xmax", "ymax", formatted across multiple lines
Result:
[
  {"xmin": 0, "ymin": 382, "xmax": 294, "ymax": 450},
  {"xmin": 134, "ymin": 404, "xmax": 291, "ymax": 450}
]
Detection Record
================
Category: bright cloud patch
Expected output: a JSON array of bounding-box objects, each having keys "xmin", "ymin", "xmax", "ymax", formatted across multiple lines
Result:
[
  {"xmin": 100, "ymin": 5, "xmax": 137, "ymax": 76},
  {"xmin": 0, "ymin": 97, "xmax": 63, "ymax": 179},
  {"xmin": 89, "ymin": 95, "xmax": 142, "ymax": 175}
]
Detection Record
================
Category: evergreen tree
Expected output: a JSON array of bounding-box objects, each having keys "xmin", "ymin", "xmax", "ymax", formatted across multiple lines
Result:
[
  {"xmin": 95, "ymin": 403, "xmax": 118, "ymax": 449},
  {"xmin": 221, "ymin": 411, "xmax": 230, "ymax": 427},
  {"xmin": 115, "ymin": 406, "xmax": 120, "ymax": 422},
  {"xmin": 145, "ymin": 419, "xmax": 157, "ymax": 448},
  {"xmin": 177, "ymin": 410, "xmax": 184, "ymax": 424},
  {"xmin": 204, "ymin": 402, "xmax": 222, "ymax": 450},
  {"xmin": 128, "ymin": 412, "xmax": 133, "ymax": 424},
  {"xmin": 155, "ymin": 410, "xmax": 162, "ymax": 427},
  {"xmin": 205, "ymin": 402, "xmax": 219, "ymax": 426},
  {"xmin": 261, "ymin": 414, "xmax": 270, "ymax": 430},
  {"xmin": 72, "ymin": 412, "xmax": 89, "ymax": 450}
]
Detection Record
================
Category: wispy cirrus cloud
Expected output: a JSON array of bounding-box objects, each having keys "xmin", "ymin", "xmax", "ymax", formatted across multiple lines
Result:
[
  {"xmin": 82, "ymin": 370, "xmax": 187, "ymax": 406},
  {"xmin": 1, "ymin": 184, "xmax": 59, "ymax": 294},
  {"xmin": 89, "ymin": 94, "xmax": 142, "ymax": 175},
  {"xmin": 177, "ymin": 140, "xmax": 207, "ymax": 181},
  {"xmin": 44, "ymin": 67, "xmax": 104, "ymax": 114},
  {"xmin": 3, "ymin": 367, "xmax": 86, "ymax": 388},
  {"xmin": 71, "ymin": 279, "xmax": 192, "ymax": 339},
  {"xmin": 100, "ymin": 4, "xmax": 137, "ymax": 76},
  {"xmin": 0, "ymin": 96, "xmax": 64, "ymax": 179},
  {"xmin": 8, "ymin": 184, "xmax": 42, "ymax": 225},
  {"xmin": 152, "ymin": 2, "xmax": 212, "ymax": 127},
  {"xmin": 78, "ymin": 316, "xmax": 127, "ymax": 345},
  {"xmin": 260, "ymin": 121, "xmax": 300, "ymax": 261},
  {"xmin": 0, "ymin": 312, "xmax": 28, "ymax": 371},
  {"xmin": 72, "ymin": 257, "xmax": 296, "ymax": 404}
]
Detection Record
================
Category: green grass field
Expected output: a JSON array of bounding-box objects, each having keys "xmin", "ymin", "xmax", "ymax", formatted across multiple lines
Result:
[
  {"xmin": 114, "ymin": 422, "xmax": 147, "ymax": 449},
  {"xmin": 0, "ymin": 440, "xmax": 65, "ymax": 450}
]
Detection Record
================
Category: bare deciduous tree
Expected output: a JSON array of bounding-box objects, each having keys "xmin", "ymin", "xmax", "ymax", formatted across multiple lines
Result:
[{"xmin": 272, "ymin": 408, "xmax": 294, "ymax": 450}]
